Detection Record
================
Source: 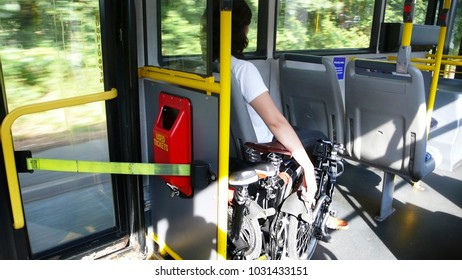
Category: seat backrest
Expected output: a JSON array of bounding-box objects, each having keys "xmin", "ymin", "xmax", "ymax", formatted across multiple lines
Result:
[
  {"xmin": 229, "ymin": 75, "xmax": 258, "ymax": 160},
  {"xmin": 279, "ymin": 53, "xmax": 345, "ymax": 147},
  {"xmin": 345, "ymin": 59, "xmax": 435, "ymax": 181}
]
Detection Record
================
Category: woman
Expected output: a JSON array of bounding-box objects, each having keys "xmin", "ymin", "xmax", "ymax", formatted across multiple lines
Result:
[{"xmin": 210, "ymin": 0, "xmax": 347, "ymax": 230}]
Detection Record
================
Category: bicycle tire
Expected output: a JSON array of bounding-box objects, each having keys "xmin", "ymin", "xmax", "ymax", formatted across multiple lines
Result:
[
  {"xmin": 287, "ymin": 214, "xmax": 318, "ymax": 259},
  {"xmin": 227, "ymin": 206, "xmax": 262, "ymax": 260}
]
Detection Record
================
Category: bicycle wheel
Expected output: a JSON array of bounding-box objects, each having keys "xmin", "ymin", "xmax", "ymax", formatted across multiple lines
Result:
[
  {"xmin": 286, "ymin": 214, "xmax": 318, "ymax": 259},
  {"xmin": 227, "ymin": 206, "xmax": 262, "ymax": 260},
  {"xmin": 269, "ymin": 211, "xmax": 290, "ymax": 259}
]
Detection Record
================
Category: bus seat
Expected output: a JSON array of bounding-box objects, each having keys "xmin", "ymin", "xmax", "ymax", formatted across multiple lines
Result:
[
  {"xmin": 345, "ymin": 59, "xmax": 436, "ymax": 220},
  {"xmin": 279, "ymin": 53, "xmax": 345, "ymax": 148},
  {"xmin": 229, "ymin": 77, "xmax": 258, "ymax": 160},
  {"xmin": 379, "ymin": 23, "xmax": 440, "ymax": 52}
]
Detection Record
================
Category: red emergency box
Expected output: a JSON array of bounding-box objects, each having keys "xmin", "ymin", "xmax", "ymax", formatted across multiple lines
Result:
[{"xmin": 153, "ymin": 92, "xmax": 192, "ymax": 196}]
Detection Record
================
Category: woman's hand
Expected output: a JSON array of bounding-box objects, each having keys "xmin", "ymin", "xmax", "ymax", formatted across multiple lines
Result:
[
  {"xmin": 291, "ymin": 149, "xmax": 318, "ymax": 206},
  {"xmin": 299, "ymin": 167, "xmax": 318, "ymax": 207}
]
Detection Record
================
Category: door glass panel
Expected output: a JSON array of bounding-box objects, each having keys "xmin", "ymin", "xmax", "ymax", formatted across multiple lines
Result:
[{"xmin": 0, "ymin": 0, "xmax": 115, "ymax": 255}]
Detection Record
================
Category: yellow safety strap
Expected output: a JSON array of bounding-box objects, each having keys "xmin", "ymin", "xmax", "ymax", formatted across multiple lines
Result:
[
  {"xmin": 2, "ymin": 88, "xmax": 118, "ymax": 230},
  {"xmin": 26, "ymin": 158, "xmax": 190, "ymax": 176}
]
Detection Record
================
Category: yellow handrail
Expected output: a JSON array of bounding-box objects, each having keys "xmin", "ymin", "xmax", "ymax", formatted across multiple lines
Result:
[
  {"xmin": 401, "ymin": 21, "xmax": 413, "ymax": 47},
  {"xmin": 387, "ymin": 56, "xmax": 462, "ymax": 70},
  {"xmin": 394, "ymin": 0, "xmax": 452, "ymax": 134},
  {"xmin": 138, "ymin": 66, "xmax": 220, "ymax": 94},
  {"xmin": 217, "ymin": 7, "xmax": 232, "ymax": 260},
  {"xmin": 152, "ymin": 233, "xmax": 184, "ymax": 260},
  {"xmin": 426, "ymin": 0, "xmax": 452, "ymax": 135},
  {"xmin": 0, "ymin": 88, "xmax": 118, "ymax": 230},
  {"xmin": 426, "ymin": 54, "xmax": 462, "ymax": 60}
]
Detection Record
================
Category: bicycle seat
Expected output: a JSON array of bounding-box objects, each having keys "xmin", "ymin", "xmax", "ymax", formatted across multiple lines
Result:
[
  {"xmin": 229, "ymin": 158, "xmax": 278, "ymax": 179},
  {"xmin": 244, "ymin": 141, "xmax": 291, "ymax": 156},
  {"xmin": 229, "ymin": 168, "xmax": 259, "ymax": 186}
]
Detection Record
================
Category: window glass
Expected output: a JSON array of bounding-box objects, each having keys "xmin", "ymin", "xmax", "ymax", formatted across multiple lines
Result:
[
  {"xmin": 0, "ymin": 0, "xmax": 115, "ymax": 255},
  {"xmin": 384, "ymin": 0, "xmax": 428, "ymax": 24},
  {"xmin": 159, "ymin": 0, "xmax": 208, "ymax": 74},
  {"xmin": 157, "ymin": 0, "xmax": 259, "ymax": 75},
  {"xmin": 245, "ymin": 0, "xmax": 259, "ymax": 53},
  {"xmin": 276, "ymin": 0, "xmax": 375, "ymax": 51},
  {"xmin": 448, "ymin": 3, "xmax": 461, "ymax": 56},
  {"xmin": 447, "ymin": 3, "xmax": 461, "ymax": 78}
]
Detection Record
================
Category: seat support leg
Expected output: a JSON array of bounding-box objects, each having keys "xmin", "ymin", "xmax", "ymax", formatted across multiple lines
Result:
[{"xmin": 375, "ymin": 171, "xmax": 396, "ymax": 222}]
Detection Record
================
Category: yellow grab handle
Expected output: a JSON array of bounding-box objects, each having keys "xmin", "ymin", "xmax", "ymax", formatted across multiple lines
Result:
[{"xmin": 1, "ymin": 88, "xmax": 118, "ymax": 229}]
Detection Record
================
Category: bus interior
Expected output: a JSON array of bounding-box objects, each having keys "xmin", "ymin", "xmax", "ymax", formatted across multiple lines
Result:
[{"xmin": 0, "ymin": 0, "xmax": 461, "ymax": 260}]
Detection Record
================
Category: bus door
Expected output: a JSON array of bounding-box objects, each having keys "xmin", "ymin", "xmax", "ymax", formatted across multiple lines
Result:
[{"xmin": 0, "ymin": 0, "xmax": 142, "ymax": 259}]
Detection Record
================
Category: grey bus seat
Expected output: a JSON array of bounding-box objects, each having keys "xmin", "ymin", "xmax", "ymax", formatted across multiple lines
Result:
[
  {"xmin": 279, "ymin": 53, "xmax": 345, "ymax": 147},
  {"xmin": 345, "ymin": 59, "xmax": 436, "ymax": 220},
  {"xmin": 229, "ymin": 75, "xmax": 258, "ymax": 160},
  {"xmin": 230, "ymin": 55, "xmax": 332, "ymax": 161}
]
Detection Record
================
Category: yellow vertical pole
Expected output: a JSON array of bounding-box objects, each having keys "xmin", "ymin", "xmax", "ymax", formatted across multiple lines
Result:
[
  {"xmin": 401, "ymin": 21, "xmax": 413, "ymax": 47},
  {"xmin": 217, "ymin": 2, "xmax": 232, "ymax": 260},
  {"xmin": 426, "ymin": 0, "xmax": 451, "ymax": 136},
  {"xmin": 396, "ymin": 0, "xmax": 415, "ymax": 73}
]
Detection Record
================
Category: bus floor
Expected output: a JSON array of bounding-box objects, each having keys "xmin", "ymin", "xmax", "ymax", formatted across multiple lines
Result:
[{"xmin": 312, "ymin": 159, "xmax": 462, "ymax": 260}]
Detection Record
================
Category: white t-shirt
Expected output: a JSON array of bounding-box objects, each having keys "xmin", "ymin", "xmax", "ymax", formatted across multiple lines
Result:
[{"xmin": 231, "ymin": 56, "xmax": 274, "ymax": 143}]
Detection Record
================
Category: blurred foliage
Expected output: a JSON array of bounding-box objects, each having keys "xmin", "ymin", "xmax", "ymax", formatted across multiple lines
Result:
[
  {"xmin": 276, "ymin": 0, "xmax": 429, "ymax": 51},
  {"xmin": 0, "ymin": 0, "xmax": 103, "ymax": 109},
  {"xmin": 0, "ymin": 0, "xmax": 105, "ymax": 143},
  {"xmin": 449, "ymin": 2, "xmax": 462, "ymax": 56},
  {"xmin": 160, "ymin": 0, "xmax": 207, "ymax": 56},
  {"xmin": 276, "ymin": 0, "xmax": 375, "ymax": 50}
]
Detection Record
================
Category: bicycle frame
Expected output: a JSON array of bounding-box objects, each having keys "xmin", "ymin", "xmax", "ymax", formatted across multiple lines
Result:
[{"xmin": 227, "ymin": 139, "xmax": 344, "ymax": 260}]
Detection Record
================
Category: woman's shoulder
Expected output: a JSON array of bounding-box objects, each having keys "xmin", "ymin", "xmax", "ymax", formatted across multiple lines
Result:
[{"xmin": 232, "ymin": 56, "xmax": 258, "ymax": 73}]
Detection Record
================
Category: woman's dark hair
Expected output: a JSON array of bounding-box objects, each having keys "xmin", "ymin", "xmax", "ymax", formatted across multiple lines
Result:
[{"xmin": 208, "ymin": 0, "xmax": 252, "ymax": 61}]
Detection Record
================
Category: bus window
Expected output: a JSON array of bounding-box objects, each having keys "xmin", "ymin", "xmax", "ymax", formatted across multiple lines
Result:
[
  {"xmin": 158, "ymin": 0, "xmax": 208, "ymax": 74},
  {"xmin": 448, "ymin": 3, "xmax": 461, "ymax": 56},
  {"xmin": 244, "ymin": 0, "xmax": 259, "ymax": 53},
  {"xmin": 275, "ymin": 0, "xmax": 375, "ymax": 51},
  {"xmin": 156, "ymin": 0, "xmax": 259, "ymax": 75},
  {"xmin": 384, "ymin": 0, "xmax": 428, "ymax": 24}
]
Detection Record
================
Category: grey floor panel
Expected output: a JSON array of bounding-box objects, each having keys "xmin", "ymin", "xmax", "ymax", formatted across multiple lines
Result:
[{"xmin": 312, "ymin": 160, "xmax": 462, "ymax": 260}]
